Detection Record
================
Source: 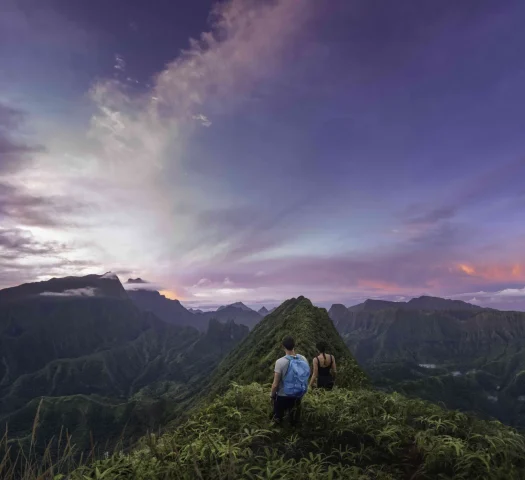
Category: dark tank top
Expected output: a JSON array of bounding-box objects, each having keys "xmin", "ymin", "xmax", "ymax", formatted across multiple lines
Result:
[{"xmin": 316, "ymin": 354, "xmax": 334, "ymax": 389}]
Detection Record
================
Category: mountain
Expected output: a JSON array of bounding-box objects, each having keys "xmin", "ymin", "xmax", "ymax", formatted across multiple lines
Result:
[
  {"xmin": 345, "ymin": 295, "xmax": 484, "ymax": 314},
  {"xmin": 0, "ymin": 274, "xmax": 248, "ymax": 454},
  {"xmin": 188, "ymin": 308, "xmax": 203, "ymax": 313},
  {"xmin": 217, "ymin": 301, "xmax": 253, "ymax": 312},
  {"xmin": 70, "ymin": 296, "xmax": 525, "ymax": 480},
  {"xmin": 258, "ymin": 306, "xmax": 269, "ymax": 315},
  {"xmin": 209, "ymin": 296, "xmax": 368, "ymax": 395},
  {"xmin": 127, "ymin": 289, "xmax": 208, "ymax": 330},
  {"xmin": 199, "ymin": 304, "xmax": 262, "ymax": 330},
  {"xmin": 330, "ymin": 296, "xmax": 525, "ymax": 428},
  {"xmin": 0, "ymin": 272, "xmax": 128, "ymax": 302},
  {"xmin": 126, "ymin": 277, "xmax": 147, "ymax": 284},
  {"xmin": 128, "ymin": 294, "xmax": 262, "ymax": 330}
]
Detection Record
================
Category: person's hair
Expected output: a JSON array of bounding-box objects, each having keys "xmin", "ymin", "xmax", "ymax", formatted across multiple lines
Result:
[
  {"xmin": 316, "ymin": 341, "xmax": 328, "ymax": 354},
  {"xmin": 282, "ymin": 336, "xmax": 295, "ymax": 351}
]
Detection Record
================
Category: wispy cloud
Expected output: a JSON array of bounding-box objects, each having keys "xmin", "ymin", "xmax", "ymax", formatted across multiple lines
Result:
[
  {"xmin": 0, "ymin": 103, "xmax": 43, "ymax": 174},
  {"xmin": 40, "ymin": 287, "xmax": 98, "ymax": 297}
]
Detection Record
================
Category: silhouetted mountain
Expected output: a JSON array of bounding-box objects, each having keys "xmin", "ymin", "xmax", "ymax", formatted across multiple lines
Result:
[
  {"xmin": 346, "ymin": 296, "xmax": 483, "ymax": 314},
  {"xmin": 406, "ymin": 295, "xmax": 485, "ymax": 311},
  {"xmin": 126, "ymin": 277, "xmax": 147, "ymax": 284},
  {"xmin": 128, "ymin": 289, "xmax": 207, "ymax": 330},
  {"xmin": 348, "ymin": 299, "xmax": 399, "ymax": 312},
  {"xmin": 257, "ymin": 306, "xmax": 269, "ymax": 315},
  {"xmin": 0, "ymin": 272, "xmax": 127, "ymax": 302},
  {"xmin": 217, "ymin": 302, "xmax": 253, "ymax": 312},
  {"xmin": 199, "ymin": 304, "xmax": 262, "ymax": 330},
  {"xmin": 188, "ymin": 308, "xmax": 203, "ymax": 314}
]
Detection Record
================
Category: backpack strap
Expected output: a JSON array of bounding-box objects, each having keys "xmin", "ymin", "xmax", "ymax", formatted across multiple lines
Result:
[{"xmin": 283, "ymin": 355, "xmax": 296, "ymax": 378}]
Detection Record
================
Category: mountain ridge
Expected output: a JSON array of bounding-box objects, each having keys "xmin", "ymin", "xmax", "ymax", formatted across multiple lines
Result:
[{"xmin": 208, "ymin": 296, "xmax": 368, "ymax": 395}]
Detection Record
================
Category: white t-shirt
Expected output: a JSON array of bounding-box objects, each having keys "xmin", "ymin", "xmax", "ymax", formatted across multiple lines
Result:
[{"xmin": 274, "ymin": 354, "xmax": 307, "ymax": 397}]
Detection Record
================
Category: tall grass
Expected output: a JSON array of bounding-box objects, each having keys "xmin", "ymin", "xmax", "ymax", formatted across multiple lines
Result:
[{"xmin": 0, "ymin": 397, "xmax": 127, "ymax": 480}]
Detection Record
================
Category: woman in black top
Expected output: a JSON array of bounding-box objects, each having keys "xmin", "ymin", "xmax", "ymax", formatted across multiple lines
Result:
[{"xmin": 309, "ymin": 341, "xmax": 337, "ymax": 390}]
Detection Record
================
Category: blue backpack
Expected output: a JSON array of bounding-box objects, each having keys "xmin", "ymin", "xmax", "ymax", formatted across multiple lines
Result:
[{"xmin": 283, "ymin": 355, "xmax": 310, "ymax": 398}]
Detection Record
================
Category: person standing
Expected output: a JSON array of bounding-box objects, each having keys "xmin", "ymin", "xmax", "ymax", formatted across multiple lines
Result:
[
  {"xmin": 309, "ymin": 341, "xmax": 336, "ymax": 390},
  {"xmin": 270, "ymin": 336, "xmax": 310, "ymax": 426}
]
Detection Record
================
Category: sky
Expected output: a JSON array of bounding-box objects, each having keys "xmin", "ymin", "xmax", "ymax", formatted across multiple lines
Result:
[{"xmin": 1, "ymin": 0, "xmax": 525, "ymax": 311}]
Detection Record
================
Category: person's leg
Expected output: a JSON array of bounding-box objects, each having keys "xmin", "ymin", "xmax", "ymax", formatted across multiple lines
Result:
[
  {"xmin": 273, "ymin": 396, "xmax": 286, "ymax": 424},
  {"xmin": 290, "ymin": 398, "xmax": 301, "ymax": 426}
]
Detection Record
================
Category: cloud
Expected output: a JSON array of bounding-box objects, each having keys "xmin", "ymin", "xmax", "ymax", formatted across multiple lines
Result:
[
  {"xmin": 114, "ymin": 54, "xmax": 126, "ymax": 72},
  {"xmin": 123, "ymin": 278, "xmax": 165, "ymax": 291},
  {"xmin": 0, "ymin": 227, "xmax": 60, "ymax": 257},
  {"xmin": 192, "ymin": 114, "xmax": 212, "ymax": 127},
  {"xmin": 408, "ymin": 205, "xmax": 457, "ymax": 226},
  {"xmin": 0, "ymin": 103, "xmax": 43, "ymax": 174},
  {"xmin": 88, "ymin": 0, "xmax": 314, "ymax": 185},
  {"xmin": 405, "ymin": 158, "xmax": 525, "ymax": 227},
  {"xmin": 40, "ymin": 287, "xmax": 98, "ymax": 297},
  {"xmin": 453, "ymin": 286, "xmax": 525, "ymax": 311},
  {"xmin": 0, "ymin": 182, "xmax": 87, "ymax": 228}
]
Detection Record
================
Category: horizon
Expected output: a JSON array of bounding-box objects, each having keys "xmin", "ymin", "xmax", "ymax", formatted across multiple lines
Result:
[
  {"xmin": 1, "ymin": 0, "xmax": 525, "ymax": 311},
  {"xmin": 2, "ymin": 271, "xmax": 522, "ymax": 313}
]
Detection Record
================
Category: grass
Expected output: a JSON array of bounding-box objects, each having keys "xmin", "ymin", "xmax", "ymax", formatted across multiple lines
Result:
[{"xmin": 9, "ymin": 384, "xmax": 521, "ymax": 480}]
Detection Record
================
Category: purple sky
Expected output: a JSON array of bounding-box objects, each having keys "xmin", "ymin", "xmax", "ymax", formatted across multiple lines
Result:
[{"xmin": 1, "ymin": 0, "xmax": 525, "ymax": 310}]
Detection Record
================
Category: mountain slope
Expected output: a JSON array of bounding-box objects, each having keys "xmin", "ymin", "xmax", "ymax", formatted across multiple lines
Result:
[
  {"xmin": 127, "ymin": 289, "xmax": 207, "ymax": 330},
  {"xmin": 68, "ymin": 298, "xmax": 525, "ymax": 480},
  {"xmin": 209, "ymin": 296, "xmax": 368, "ymax": 395},
  {"xmin": 198, "ymin": 304, "xmax": 262, "ymax": 329},
  {"xmin": 329, "ymin": 298, "xmax": 525, "ymax": 428},
  {"xmin": 0, "ymin": 274, "xmax": 248, "ymax": 453}
]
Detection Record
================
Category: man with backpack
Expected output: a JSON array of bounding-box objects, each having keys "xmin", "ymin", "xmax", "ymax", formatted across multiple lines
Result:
[{"xmin": 270, "ymin": 336, "xmax": 310, "ymax": 426}]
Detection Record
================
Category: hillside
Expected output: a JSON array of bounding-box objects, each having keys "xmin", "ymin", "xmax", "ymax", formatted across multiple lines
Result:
[
  {"xmin": 329, "ymin": 298, "xmax": 525, "ymax": 428},
  {"xmin": 0, "ymin": 274, "xmax": 248, "ymax": 454},
  {"xmin": 209, "ymin": 296, "xmax": 368, "ymax": 395},
  {"xmin": 198, "ymin": 303, "xmax": 262, "ymax": 329},
  {"xmin": 58, "ymin": 297, "xmax": 525, "ymax": 480},
  {"xmin": 127, "ymin": 289, "xmax": 207, "ymax": 330}
]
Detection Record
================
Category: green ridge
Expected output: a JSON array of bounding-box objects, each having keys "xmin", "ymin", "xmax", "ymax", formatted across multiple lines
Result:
[{"xmin": 208, "ymin": 296, "xmax": 369, "ymax": 394}]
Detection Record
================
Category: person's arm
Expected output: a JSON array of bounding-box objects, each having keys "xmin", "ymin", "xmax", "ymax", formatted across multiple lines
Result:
[
  {"xmin": 331, "ymin": 356, "xmax": 337, "ymax": 378},
  {"xmin": 309, "ymin": 357, "xmax": 318, "ymax": 388},
  {"xmin": 271, "ymin": 372, "xmax": 281, "ymax": 399}
]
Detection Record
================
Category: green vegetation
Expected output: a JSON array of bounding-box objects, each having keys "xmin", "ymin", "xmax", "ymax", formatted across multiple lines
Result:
[
  {"xmin": 65, "ymin": 385, "xmax": 525, "ymax": 479},
  {"xmin": 3, "ymin": 293, "xmax": 525, "ymax": 479},
  {"xmin": 0, "ymin": 295, "xmax": 248, "ymax": 454},
  {"xmin": 330, "ymin": 301, "xmax": 525, "ymax": 429},
  {"xmin": 208, "ymin": 296, "xmax": 368, "ymax": 395}
]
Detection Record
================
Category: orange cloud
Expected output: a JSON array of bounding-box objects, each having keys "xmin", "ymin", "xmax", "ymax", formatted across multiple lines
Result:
[
  {"xmin": 160, "ymin": 289, "xmax": 182, "ymax": 300},
  {"xmin": 357, "ymin": 279, "xmax": 404, "ymax": 292},
  {"xmin": 458, "ymin": 264, "xmax": 476, "ymax": 275},
  {"xmin": 457, "ymin": 263, "xmax": 525, "ymax": 281}
]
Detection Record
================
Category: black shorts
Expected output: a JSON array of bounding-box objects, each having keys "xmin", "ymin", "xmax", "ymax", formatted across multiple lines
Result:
[{"xmin": 317, "ymin": 376, "xmax": 334, "ymax": 390}]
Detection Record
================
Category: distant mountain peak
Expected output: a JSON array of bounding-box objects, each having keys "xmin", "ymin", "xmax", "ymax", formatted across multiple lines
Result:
[
  {"xmin": 258, "ymin": 306, "xmax": 269, "ymax": 315},
  {"xmin": 406, "ymin": 295, "xmax": 482, "ymax": 311},
  {"xmin": 0, "ymin": 273, "xmax": 128, "ymax": 302},
  {"xmin": 218, "ymin": 302, "xmax": 254, "ymax": 312},
  {"xmin": 126, "ymin": 277, "xmax": 147, "ymax": 284},
  {"xmin": 101, "ymin": 272, "xmax": 119, "ymax": 280}
]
